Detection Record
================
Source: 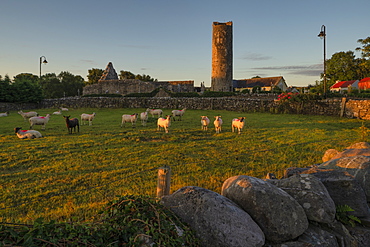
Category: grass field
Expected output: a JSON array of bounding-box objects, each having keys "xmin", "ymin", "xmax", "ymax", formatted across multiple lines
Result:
[{"xmin": 0, "ymin": 107, "xmax": 367, "ymax": 224}]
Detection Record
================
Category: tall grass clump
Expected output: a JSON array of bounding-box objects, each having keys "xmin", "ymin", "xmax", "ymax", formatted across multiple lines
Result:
[{"xmin": 0, "ymin": 107, "xmax": 366, "ymax": 224}]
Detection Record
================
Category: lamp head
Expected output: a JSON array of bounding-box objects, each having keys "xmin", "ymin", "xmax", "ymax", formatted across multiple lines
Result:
[
  {"xmin": 42, "ymin": 59, "xmax": 48, "ymax": 64},
  {"xmin": 318, "ymin": 31, "xmax": 325, "ymax": 39}
]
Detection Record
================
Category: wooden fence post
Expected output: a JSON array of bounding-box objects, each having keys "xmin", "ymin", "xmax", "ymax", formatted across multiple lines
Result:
[
  {"xmin": 157, "ymin": 167, "xmax": 171, "ymax": 198},
  {"xmin": 340, "ymin": 97, "xmax": 347, "ymax": 117}
]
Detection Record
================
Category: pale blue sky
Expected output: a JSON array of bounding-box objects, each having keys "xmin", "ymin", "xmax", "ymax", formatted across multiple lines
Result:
[{"xmin": 1, "ymin": 0, "xmax": 369, "ymax": 87}]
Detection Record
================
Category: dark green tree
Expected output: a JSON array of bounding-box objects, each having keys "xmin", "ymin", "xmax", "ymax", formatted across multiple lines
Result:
[
  {"xmin": 325, "ymin": 51, "xmax": 362, "ymax": 86},
  {"xmin": 0, "ymin": 75, "xmax": 12, "ymax": 102},
  {"xmin": 12, "ymin": 73, "xmax": 43, "ymax": 103},
  {"xmin": 58, "ymin": 71, "xmax": 84, "ymax": 97},
  {"xmin": 40, "ymin": 73, "xmax": 63, "ymax": 98},
  {"xmin": 356, "ymin": 37, "xmax": 370, "ymax": 78},
  {"xmin": 86, "ymin": 68, "xmax": 103, "ymax": 85},
  {"xmin": 119, "ymin": 70, "xmax": 135, "ymax": 80},
  {"xmin": 119, "ymin": 70, "xmax": 157, "ymax": 82}
]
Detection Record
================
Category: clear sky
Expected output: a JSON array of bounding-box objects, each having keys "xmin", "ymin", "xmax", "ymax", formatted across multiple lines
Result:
[{"xmin": 1, "ymin": 0, "xmax": 369, "ymax": 87}]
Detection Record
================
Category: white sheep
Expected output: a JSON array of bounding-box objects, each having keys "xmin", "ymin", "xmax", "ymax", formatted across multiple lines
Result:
[
  {"xmin": 14, "ymin": 127, "xmax": 42, "ymax": 139},
  {"xmin": 0, "ymin": 111, "xmax": 9, "ymax": 117},
  {"xmin": 52, "ymin": 110, "xmax": 62, "ymax": 115},
  {"xmin": 121, "ymin": 113, "xmax": 138, "ymax": 127},
  {"xmin": 146, "ymin": 108, "xmax": 163, "ymax": 118},
  {"xmin": 81, "ymin": 112, "xmax": 96, "ymax": 126},
  {"xmin": 29, "ymin": 114, "xmax": 51, "ymax": 130},
  {"xmin": 232, "ymin": 117, "xmax": 246, "ymax": 134},
  {"xmin": 214, "ymin": 116, "xmax": 223, "ymax": 133},
  {"xmin": 172, "ymin": 108, "xmax": 186, "ymax": 121},
  {"xmin": 60, "ymin": 107, "xmax": 69, "ymax": 111},
  {"xmin": 200, "ymin": 116, "xmax": 210, "ymax": 131},
  {"xmin": 140, "ymin": 111, "xmax": 148, "ymax": 126},
  {"xmin": 18, "ymin": 111, "xmax": 38, "ymax": 121},
  {"xmin": 157, "ymin": 115, "xmax": 171, "ymax": 133}
]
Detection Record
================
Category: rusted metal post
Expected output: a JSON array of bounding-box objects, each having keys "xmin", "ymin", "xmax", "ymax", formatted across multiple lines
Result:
[{"xmin": 157, "ymin": 167, "xmax": 171, "ymax": 198}]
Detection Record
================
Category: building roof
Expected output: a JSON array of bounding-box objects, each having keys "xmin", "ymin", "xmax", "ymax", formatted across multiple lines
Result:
[
  {"xmin": 233, "ymin": 76, "xmax": 284, "ymax": 88},
  {"xmin": 358, "ymin": 77, "xmax": 370, "ymax": 90},
  {"xmin": 99, "ymin": 62, "xmax": 118, "ymax": 81},
  {"xmin": 330, "ymin": 80, "xmax": 357, "ymax": 89},
  {"xmin": 360, "ymin": 77, "xmax": 370, "ymax": 83}
]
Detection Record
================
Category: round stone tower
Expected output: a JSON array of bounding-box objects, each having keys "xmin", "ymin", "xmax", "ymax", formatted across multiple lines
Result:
[{"xmin": 211, "ymin": 21, "xmax": 233, "ymax": 92}]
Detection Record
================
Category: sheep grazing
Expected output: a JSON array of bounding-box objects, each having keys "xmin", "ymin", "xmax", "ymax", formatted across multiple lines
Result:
[
  {"xmin": 146, "ymin": 108, "xmax": 163, "ymax": 118},
  {"xmin": 121, "ymin": 113, "xmax": 138, "ymax": 127},
  {"xmin": 171, "ymin": 108, "xmax": 186, "ymax": 121},
  {"xmin": 200, "ymin": 116, "xmax": 210, "ymax": 131},
  {"xmin": 52, "ymin": 110, "xmax": 62, "ymax": 115},
  {"xmin": 140, "ymin": 111, "xmax": 148, "ymax": 126},
  {"xmin": 63, "ymin": 115, "xmax": 79, "ymax": 134},
  {"xmin": 232, "ymin": 117, "xmax": 246, "ymax": 134},
  {"xmin": 214, "ymin": 116, "xmax": 223, "ymax": 133},
  {"xmin": 18, "ymin": 111, "xmax": 38, "ymax": 121},
  {"xmin": 0, "ymin": 111, "xmax": 9, "ymax": 117},
  {"xmin": 157, "ymin": 115, "xmax": 171, "ymax": 133},
  {"xmin": 29, "ymin": 114, "xmax": 51, "ymax": 130},
  {"xmin": 81, "ymin": 112, "xmax": 96, "ymax": 126},
  {"xmin": 14, "ymin": 127, "xmax": 42, "ymax": 139},
  {"xmin": 60, "ymin": 107, "xmax": 69, "ymax": 111}
]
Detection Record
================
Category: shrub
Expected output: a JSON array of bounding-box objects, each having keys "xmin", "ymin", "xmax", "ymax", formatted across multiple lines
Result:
[{"xmin": 0, "ymin": 195, "xmax": 199, "ymax": 246}]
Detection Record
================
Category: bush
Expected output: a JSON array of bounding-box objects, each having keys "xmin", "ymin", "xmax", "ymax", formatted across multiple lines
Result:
[{"xmin": 0, "ymin": 195, "xmax": 200, "ymax": 246}]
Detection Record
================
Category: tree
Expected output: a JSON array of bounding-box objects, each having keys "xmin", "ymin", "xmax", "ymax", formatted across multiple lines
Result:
[
  {"xmin": 119, "ymin": 70, "xmax": 157, "ymax": 82},
  {"xmin": 58, "ymin": 71, "xmax": 84, "ymax": 97},
  {"xmin": 40, "ymin": 73, "xmax": 63, "ymax": 98},
  {"xmin": 325, "ymin": 51, "xmax": 362, "ymax": 86},
  {"xmin": 356, "ymin": 37, "xmax": 370, "ymax": 59},
  {"xmin": 86, "ymin": 68, "xmax": 103, "ymax": 85},
  {"xmin": 12, "ymin": 73, "xmax": 43, "ymax": 103},
  {"xmin": 119, "ymin": 70, "xmax": 135, "ymax": 80},
  {"xmin": 356, "ymin": 37, "xmax": 370, "ymax": 78},
  {"xmin": 0, "ymin": 75, "xmax": 12, "ymax": 102}
]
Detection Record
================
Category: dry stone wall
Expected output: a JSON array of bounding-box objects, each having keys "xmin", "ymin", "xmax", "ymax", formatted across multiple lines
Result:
[
  {"xmin": 1, "ymin": 97, "xmax": 370, "ymax": 120},
  {"xmin": 345, "ymin": 99, "xmax": 370, "ymax": 120}
]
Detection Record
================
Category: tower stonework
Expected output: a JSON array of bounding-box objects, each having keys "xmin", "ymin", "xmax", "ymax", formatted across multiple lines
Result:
[{"xmin": 211, "ymin": 21, "xmax": 233, "ymax": 92}]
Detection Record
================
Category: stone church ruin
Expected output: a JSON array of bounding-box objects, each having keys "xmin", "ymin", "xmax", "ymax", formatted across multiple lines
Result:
[{"xmin": 83, "ymin": 62, "xmax": 195, "ymax": 96}]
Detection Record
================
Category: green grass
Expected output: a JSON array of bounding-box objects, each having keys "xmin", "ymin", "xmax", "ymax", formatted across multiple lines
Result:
[{"xmin": 0, "ymin": 107, "xmax": 367, "ymax": 224}]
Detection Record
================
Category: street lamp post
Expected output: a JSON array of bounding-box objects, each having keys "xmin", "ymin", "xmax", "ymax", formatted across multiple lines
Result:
[
  {"xmin": 318, "ymin": 25, "xmax": 326, "ymax": 97},
  {"xmin": 39, "ymin": 56, "xmax": 48, "ymax": 79}
]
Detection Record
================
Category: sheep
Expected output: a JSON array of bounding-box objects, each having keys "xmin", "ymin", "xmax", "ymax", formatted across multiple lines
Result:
[
  {"xmin": 18, "ymin": 111, "xmax": 38, "ymax": 121},
  {"xmin": 0, "ymin": 111, "xmax": 9, "ymax": 117},
  {"xmin": 63, "ymin": 115, "xmax": 79, "ymax": 134},
  {"xmin": 200, "ymin": 116, "xmax": 210, "ymax": 131},
  {"xmin": 157, "ymin": 115, "xmax": 171, "ymax": 133},
  {"xmin": 232, "ymin": 117, "xmax": 246, "ymax": 134},
  {"xmin": 81, "ymin": 112, "xmax": 96, "ymax": 126},
  {"xmin": 14, "ymin": 127, "xmax": 42, "ymax": 139},
  {"xmin": 29, "ymin": 114, "xmax": 51, "ymax": 130},
  {"xmin": 146, "ymin": 108, "xmax": 163, "ymax": 118},
  {"xmin": 171, "ymin": 108, "xmax": 186, "ymax": 121},
  {"xmin": 214, "ymin": 116, "xmax": 223, "ymax": 133},
  {"xmin": 60, "ymin": 107, "xmax": 69, "ymax": 111},
  {"xmin": 52, "ymin": 110, "xmax": 62, "ymax": 115},
  {"xmin": 140, "ymin": 111, "xmax": 148, "ymax": 126},
  {"xmin": 121, "ymin": 113, "xmax": 138, "ymax": 127}
]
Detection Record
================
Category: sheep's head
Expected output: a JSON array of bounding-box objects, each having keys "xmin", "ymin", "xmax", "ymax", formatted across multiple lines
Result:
[{"xmin": 14, "ymin": 127, "xmax": 22, "ymax": 133}]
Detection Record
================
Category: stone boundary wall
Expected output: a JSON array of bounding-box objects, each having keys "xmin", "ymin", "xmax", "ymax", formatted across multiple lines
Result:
[{"xmin": 0, "ymin": 97, "xmax": 368, "ymax": 119}]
